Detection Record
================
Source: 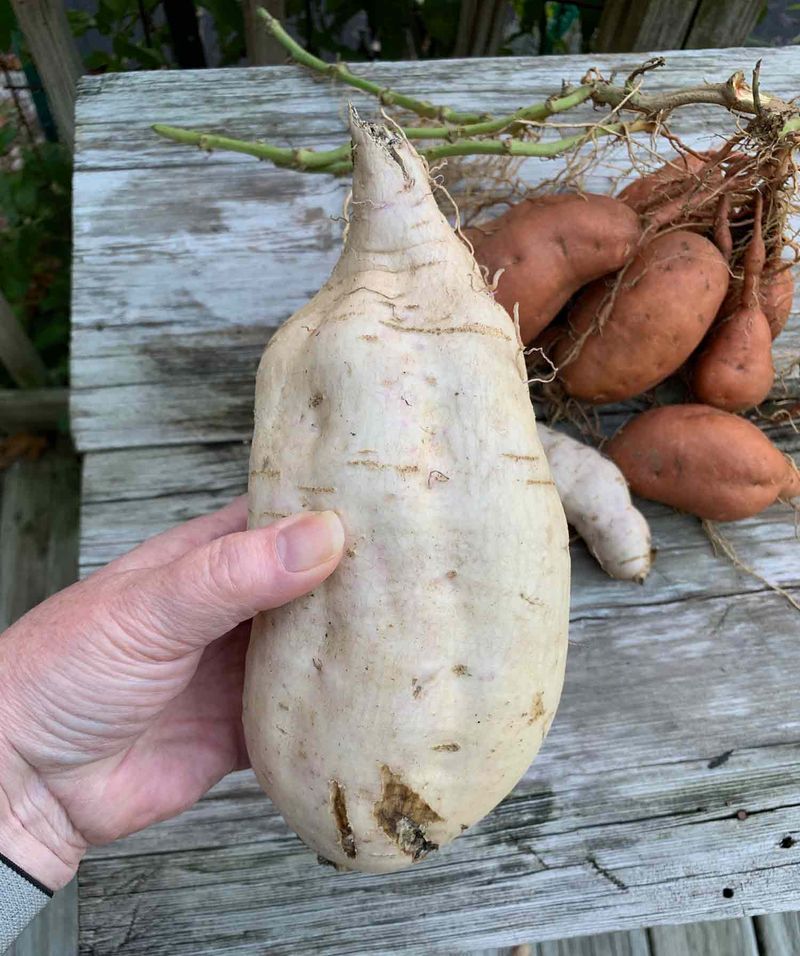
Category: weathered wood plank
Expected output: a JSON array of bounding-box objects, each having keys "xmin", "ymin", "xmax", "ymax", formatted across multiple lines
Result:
[
  {"xmin": 594, "ymin": 0, "xmax": 698, "ymax": 53},
  {"xmin": 755, "ymin": 911, "xmax": 800, "ymax": 955},
  {"xmin": 684, "ymin": 0, "xmax": 763, "ymax": 49},
  {"xmin": 536, "ymin": 930, "xmax": 651, "ymax": 955},
  {"xmin": 77, "ymin": 584, "xmax": 800, "ymax": 952},
  {"xmin": 0, "ymin": 290, "xmax": 47, "ymax": 388},
  {"xmin": 649, "ymin": 917, "xmax": 759, "ymax": 955},
  {"xmin": 0, "ymin": 387, "xmax": 69, "ymax": 432},
  {"xmin": 9, "ymin": 0, "xmax": 83, "ymax": 148},
  {"xmin": 0, "ymin": 449, "xmax": 79, "ymax": 628},
  {"xmin": 71, "ymin": 48, "xmax": 800, "ymax": 451},
  {"xmin": 0, "ymin": 450, "xmax": 80, "ymax": 955}
]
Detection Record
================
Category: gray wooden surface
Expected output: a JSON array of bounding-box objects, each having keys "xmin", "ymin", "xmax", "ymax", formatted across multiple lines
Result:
[
  {"xmin": 72, "ymin": 48, "xmax": 800, "ymax": 955},
  {"xmin": 1, "ymin": 451, "xmax": 80, "ymax": 956}
]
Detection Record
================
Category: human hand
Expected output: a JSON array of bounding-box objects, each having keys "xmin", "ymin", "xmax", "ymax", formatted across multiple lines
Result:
[{"xmin": 0, "ymin": 498, "xmax": 344, "ymax": 890}]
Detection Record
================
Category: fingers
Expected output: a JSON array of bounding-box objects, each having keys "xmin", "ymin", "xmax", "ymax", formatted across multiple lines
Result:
[
  {"xmin": 106, "ymin": 496, "xmax": 249, "ymax": 574},
  {"xmin": 120, "ymin": 511, "xmax": 345, "ymax": 658}
]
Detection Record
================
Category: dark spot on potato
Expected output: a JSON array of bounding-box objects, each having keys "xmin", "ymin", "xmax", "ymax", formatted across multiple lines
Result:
[
  {"xmin": 528, "ymin": 691, "xmax": 545, "ymax": 725},
  {"xmin": 330, "ymin": 780, "xmax": 357, "ymax": 859},
  {"xmin": 309, "ymin": 393, "xmax": 323, "ymax": 408},
  {"xmin": 780, "ymin": 835, "xmax": 796, "ymax": 848},
  {"xmin": 312, "ymin": 657, "xmax": 323, "ymax": 672},
  {"xmin": 446, "ymin": 570, "xmax": 458, "ymax": 579},
  {"xmin": 432, "ymin": 743, "xmax": 460, "ymax": 752},
  {"xmin": 374, "ymin": 766, "xmax": 442, "ymax": 861},
  {"xmin": 452, "ymin": 664, "xmax": 471, "ymax": 677}
]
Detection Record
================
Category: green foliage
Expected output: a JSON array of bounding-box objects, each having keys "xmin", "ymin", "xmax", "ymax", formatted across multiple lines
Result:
[{"xmin": 0, "ymin": 120, "xmax": 72, "ymax": 386}]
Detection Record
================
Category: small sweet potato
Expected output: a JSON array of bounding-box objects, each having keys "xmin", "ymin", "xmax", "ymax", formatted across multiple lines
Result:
[
  {"xmin": 464, "ymin": 193, "xmax": 641, "ymax": 344},
  {"xmin": 607, "ymin": 404, "xmax": 800, "ymax": 521},
  {"xmin": 719, "ymin": 263, "xmax": 794, "ymax": 341},
  {"xmin": 760, "ymin": 264, "xmax": 794, "ymax": 338},
  {"xmin": 555, "ymin": 231, "xmax": 729, "ymax": 404},
  {"xmin": 693, "ymin": 193, "xmax": 774, "ymax": 412}
]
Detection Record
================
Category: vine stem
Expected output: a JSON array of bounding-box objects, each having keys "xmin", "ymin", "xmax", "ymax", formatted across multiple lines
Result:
[
  {"xmin": 154, "ymin": 119, "xmax": 653, "ymax": 174},
  {"xmin": 152, "ymin": 124, "xmax": 351, "ymax": 169},
  {"xmin": 257, "ymin": 8, "xmax": 483, "ymax": 125}
]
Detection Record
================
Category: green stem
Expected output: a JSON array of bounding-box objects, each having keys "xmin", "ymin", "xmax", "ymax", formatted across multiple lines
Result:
[
  {"xmin": 257, "ymin": 9, "xmax": 484, "ymax": 125},
  {"xmin": 152, "ymin": 124, "xmax": 351, "ymax": 169},
  {"xmin": 403, "ymin": 85, "xmax": 595, "ymax": 140},
  {"xmin": 154, "ymin": 118, "xmax": 650, "ymax": 174},
  {"xmin": 422, "ymin": 119, "xmax": 650, "ymax": 161}
]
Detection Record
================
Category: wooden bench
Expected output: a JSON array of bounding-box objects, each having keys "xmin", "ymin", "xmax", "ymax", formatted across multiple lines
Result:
[{"xmin": 71, "ymin": 47, "xmax": 800, "ymax": 954}]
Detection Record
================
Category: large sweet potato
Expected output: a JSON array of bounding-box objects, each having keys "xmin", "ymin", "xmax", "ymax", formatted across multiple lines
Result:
[
  {"xmin": 607, "ymin": 404, "xmax": 800, "ymax": 521},
  {"xmin": 555, "ymin": 231, "xmax": 730, "ymax": 404},
  {"xmin": 464, "ymin": 193, "xmax": 641, "ymax": 343}
]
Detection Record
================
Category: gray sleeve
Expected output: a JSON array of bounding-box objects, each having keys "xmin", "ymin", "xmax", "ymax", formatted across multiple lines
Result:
[{"xmin": 0, "ymin": 854, "xmax": 52, "ymax": 951}]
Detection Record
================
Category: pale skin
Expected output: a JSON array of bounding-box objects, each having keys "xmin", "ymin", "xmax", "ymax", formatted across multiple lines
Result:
[{"xmin": 0, "ymin": 498, "xmax": 344, "ymax": 891}]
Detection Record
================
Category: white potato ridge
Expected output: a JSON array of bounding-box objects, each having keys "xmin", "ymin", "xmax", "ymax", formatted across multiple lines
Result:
[{"xmin": 243, "ymin": 111, "xmax": 570, "ymax": 874}]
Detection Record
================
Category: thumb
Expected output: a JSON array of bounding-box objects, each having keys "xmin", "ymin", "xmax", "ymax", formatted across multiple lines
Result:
[{"xmin": 122, "ymin": 511, "xmax": 345, "ymax": 655}]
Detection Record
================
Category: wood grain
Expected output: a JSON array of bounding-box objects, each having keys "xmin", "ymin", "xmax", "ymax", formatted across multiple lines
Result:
[
  {"xmin": 71, "ymin": 48, "xmax": 800, "ymax": 451},
  {"xmin": 755, "ymin": 911, "xmax": 800, "ymax": 955},
  {"xmin": 649, "ymin": 918, "xmax": 759, "ymax": 955}
]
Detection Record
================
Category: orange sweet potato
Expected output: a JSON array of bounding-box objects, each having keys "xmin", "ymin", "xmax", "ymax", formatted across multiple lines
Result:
[
  {"xmin": 719, "ymin": 263, "xmax": 794, "ymax": 341},
  {"xmin": 464, "ymin": 193, "xmax": 641, "ymax": 344},
  {"xmin": 555, "ymin": 231, "xmax": 729, "ymax": 404},
  {"xmin": 607, "ymin": 404, "xmax": 800, "ymax": 521},
  {"xmin": 618, "ymin": 152, "xmax": 717, "ymax": 213},
  {"xmin": 693, "ymin": 194, "xmax": 774, "ymax": 412}
]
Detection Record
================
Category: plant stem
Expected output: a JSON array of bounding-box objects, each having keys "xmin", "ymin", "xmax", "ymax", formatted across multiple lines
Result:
[
  {"xmin": 402, "ymin": 85, "xmax": 594, "ymax": 140},
  {"xmin": 589, "ymin": 70, "xmax": 794, "ymax": 120},
  {"xmin": 152, "ymin": 124, "xmax": 351, "ymax": 169},
  {"xmin": 421, "ymin": 119, "xmax": 651, "ymax": 161},
  {"xmin": 256, "ymin": 8, "xmax": 484, "ymax": 124},
  {"xmin": 154, "ymin": 118, "xmax": 651, "ymax": 174}
]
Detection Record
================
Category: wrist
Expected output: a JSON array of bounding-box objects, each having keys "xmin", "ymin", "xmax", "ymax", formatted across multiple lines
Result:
[{"xmin": 0, "ymin": 744, "xmax": 85, "ymax": 892}]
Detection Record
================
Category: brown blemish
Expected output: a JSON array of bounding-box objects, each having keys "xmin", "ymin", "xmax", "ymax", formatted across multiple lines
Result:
[
  {"xmin": 345, "ymin": 546, "xmax": 357, "ymax": 558},
  {"xmin": 446, "ymin": 570, "xmax": 458, "ymax": 580},
  {"xmin": 312, "ymin": 657, "xmax": 323, "ymax": 672},
  {"xmin": 432, "ymin": 743, "xmax": 461, "ymax": 752},
  {"xmin": 502, "ymin": 453, "xmax": 539, "ymax": 462},
  {"xmin": 278, "ymin": 702, "xmax": 289, "ymax": 711},
  {"xmin": 452, "ymin": 664, "xmax": 471, "ymax": 677},
  {"xmin": 373, "ymin": 766, "xmax": 442, "ymax": 861},
  {"xmin": 526, "ymin": 479, "xmax": 556, "ymax": 486},
  {"xmin": 380, "ymin": 320, "xmax": 510, "ymax": 340},
  {"xmin": 348, "ymin": 460, "xmax": 419, "ymax": 475},
  {"xmin": 299, "ymin": 485, "xmax": 336, "ymax": 494},
  {"xmin": 427, "ymin": 470, "xmax": 450, "ymax": 487},
  {"xmin": 249, "ymin": 468, "xmax": 281, "ymax": 479},
  {"xmin": 528, "ymin": 691, "xmax": 546, "ymax": 725},
  {"xmin": 309, "ymin": 393, "xmax": 323, "ymax": 408},
  {"xmin": 411, "ymin": 678, "xmax": 423, "ymax": 699},
  {"xmin": 359, "ymin": 334, "xmax": 378, "ymax": 342},
  {"xmin": 520, "ymin": 593, "xmax": 544, "ymax": 607},
  {"xmin": 330, "ymin": 780, "xmax": 357, "ymax": 859}
]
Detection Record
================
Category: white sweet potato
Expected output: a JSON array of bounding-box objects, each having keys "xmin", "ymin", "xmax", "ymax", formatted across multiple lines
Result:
[
  {"xmin": 539, "ymin": 425, "xmax": 652, "ymax": 583},
  {"xmin": 243, "ymin": 113, "xmax": 570, "ymax": 874}
]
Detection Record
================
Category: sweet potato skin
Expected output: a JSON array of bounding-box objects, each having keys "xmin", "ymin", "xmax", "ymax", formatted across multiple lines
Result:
[
  {"xmin": 618, "ymin": 152, "xmax": 713, "ymax": 212},
  {"xmin": 464, "ymin": 193, "xmax": 641, "ymax": 344},
  {"xmin": 607, "ymin": 404, "xmax": 798, "ymax": 521},
  {"xmin": 719, "ymin": 265, "xmax": 794, "ymax": 340},
  {"xmin": 555, "ymin": 231, "xmax": 730, "ymax": 404},
  {"xmin": 692, "ymin": 302, "xmax": 774, "ymax": 411}
]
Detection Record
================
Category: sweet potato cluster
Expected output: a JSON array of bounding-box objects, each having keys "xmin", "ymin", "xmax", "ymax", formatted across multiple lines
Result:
[{"xmin": 466, "ymin": 146, "xmax": 799, "ymax": 522}]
